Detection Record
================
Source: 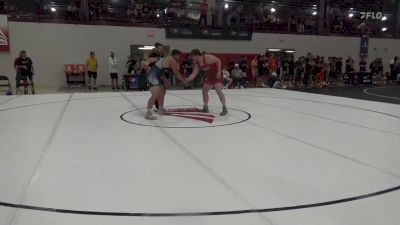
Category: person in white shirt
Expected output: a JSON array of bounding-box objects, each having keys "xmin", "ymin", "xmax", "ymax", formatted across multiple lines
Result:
[
  {"xmin": 231, "ymin": 64, "xmax": 245, "ymax": 88},
  {"xmin": 109, "ymin": 52, "xmax": 120, "ymax": 90},
  {"xmin": 222, "ymin": 66, "xmax": 232, "ymax": 89}
]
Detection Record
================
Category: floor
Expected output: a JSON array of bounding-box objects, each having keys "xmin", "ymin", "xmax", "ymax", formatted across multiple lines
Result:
[
  {"xmin": 1, "ymin": 88, "xmax": 400, "ymax": 225},
  {"xmin": 295, "ymin": 84, "xmax": 400, "ymax": 105}
]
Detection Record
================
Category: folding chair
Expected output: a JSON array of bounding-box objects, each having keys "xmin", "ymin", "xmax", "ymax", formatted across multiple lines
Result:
[
  {"xmin": 65, "ymin": 64, "xmax": 85, "ymax": 87},
  {"xmin": 0, "ymin": 75, "xmax": 13, "ymax": 95}
]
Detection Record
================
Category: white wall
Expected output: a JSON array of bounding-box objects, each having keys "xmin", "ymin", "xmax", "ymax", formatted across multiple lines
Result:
[{"xmin": 1, "ymin": 21, "xmax": 400, "ymax": 87}]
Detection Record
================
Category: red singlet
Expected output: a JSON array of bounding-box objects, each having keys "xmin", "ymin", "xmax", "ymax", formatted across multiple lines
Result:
[{"xmin": 200, "ymin": 54, "xmax": 223, "ymax": 85}]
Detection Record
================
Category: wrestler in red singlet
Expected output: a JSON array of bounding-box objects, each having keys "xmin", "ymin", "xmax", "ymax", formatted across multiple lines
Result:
[
  {"xmin": 200, "ymin": 54, "xmax": 224, "ymax": 85},
  {"xmin": 187, "ymin": 49, "xmax": 228, "ymax": 116}
]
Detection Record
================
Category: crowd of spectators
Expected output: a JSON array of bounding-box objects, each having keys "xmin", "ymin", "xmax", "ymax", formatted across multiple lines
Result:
[
  {"xmin": 2, "ymin": 0, "xmax": 393, "ymax": 36},
  {"xmin": 126, "ymin": 0, "xmax": 159, "ymax": 23},
  {"xmin": 201, "ymin": 52, "xmax": 399, "ymax": 90},
  {"xmin": 0, "ymin": 0, "xmax": 18, "ymax": 14},
  {"xmin": 325, "ymin": 0, "xmax": 388, "ymax": 36}
]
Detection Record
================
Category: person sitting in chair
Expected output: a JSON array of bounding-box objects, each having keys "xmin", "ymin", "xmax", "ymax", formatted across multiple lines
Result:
[{"xmin": 14, "ymin": 50, "xmax": 35, "ymax": 94}]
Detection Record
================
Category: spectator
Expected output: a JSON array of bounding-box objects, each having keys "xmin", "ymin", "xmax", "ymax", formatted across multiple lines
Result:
[
  {"xmin": 304, "ymin": 16, "xmax": 315, "ymax": 33},
  {"xmin": 74, "ymin": 0, "xmax": 80, "ymax": 15},
  {"xmin": 370, "ymin": 58, "xmax": 384, "ymax": 84},
  {"xmin": 395, "ymin": 59, "xmax": 400, "ymax": 85},
  {"xmin": 14, "ymin": 50, "xmax": 35, "ymax": 94},
  {"xmin": 94, "ymin": 0, "xmax": 101, "ymax": 18},
  {"xmin": 65, "ymin": 1, "xmax": 77, "ymax": 20},
  {"xmin": 222, "ymin": 66, "xmax": 233, "ymax": 89},
  {"xmin": 98, "ymin": 0, "xmax": 109, "ymax": 20},
  {"xmin": 288, "ymin": 56, "xmax": 295, "ymax": 82},
  {"xmin": 389, "ymin": 56, "xmax": 398, "ymax": 80},
  {"xmin": 231, "ymin": 64, "xmax": 246, "ymax": 88},
  {"xmin": 238, "ymin": 56, "xmax": 247, "ymax": 73},
  {"xmin": 199, "ymin": 0, "xmax": 208, "ymax": 26},
  {"xmin": 328, "ymin": 57, "xmax": 338, "ymax": 85},
  {"xmin": 315, "ymin": 59, "xmax": 327, "ymax": 87},
  {"xmin": 336, "ymin": 57, "xmax": 343, "ymax": 76},
  {"xmin": 127, "ymin": 0, "xmax": 137, "ymax": 22},
  {"xmin": 345, "ymin": 56, "xmax": 354, "ymax": 73},
  {"xmin": 258, "ymin": 55, "xmax": 267, "ymax": 87},
  {"xmin": 359, "ymin": 57, "xmax": 367, "ymax": 72},
  {"xmin": 251, "ymin": 55, "xmax": 259, "ymax": 86},
  {"xmin": 211, "ymin": 4, "xmax": 219, "ymax": 28},
  {"xmin": 86, "ymin": 51, "xmax": 98, "ymax": 90},
  {"xmin": 141, "ymin": 2, "xmax": 151, "ymax": 22},
  {"xmin": 0, "ymin": 0, "xmax": 6, "ymax": 13},
  {"xmin": 231, "ymin": 4, "xmax": 243, "ymax": 31},
  {"xmin": 303, "ymin": 53, "xmax": 314, "ymax": 87},
  {"xmin": 282, "ymin": 57, "xmax": 289, "ymax": 76},
  {"xmin": 294, "ymin": 57, "xmax": 304, "ymax": 88},
  {"xmin": 35, "ymin": 0, "xmax": 42, "ymax": 14},
  {"xmin": 126, "ymin": 56, "xmax": 136, "ymax": 74},
  {"xmin": 88, "ymin": 0, "xmax": 96, "ymax": 20},
  {"xmin": 297, "ymin": 16, "xmax": 305, "ymax": 32},
  {"xmin": 138, "ymin": 61, "xmax": 148, "ymax": 91},
  {"xmin": 267, "ymin": 53, "xmax": 278, "ymax": 76},
  {"xmin": 108, "ymin": 52, "xmax": 119, "ymax": 90}
]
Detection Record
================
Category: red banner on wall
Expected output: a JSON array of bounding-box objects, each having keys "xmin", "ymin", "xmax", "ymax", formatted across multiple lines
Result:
[{"xmin": 0, "ymin": 15, "xmax": 10, "ymax": 52}]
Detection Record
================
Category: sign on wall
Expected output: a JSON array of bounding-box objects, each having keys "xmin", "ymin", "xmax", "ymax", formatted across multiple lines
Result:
[{"xmin": 0, "ymin": 15, "xmax": 10, "ymax": 52}]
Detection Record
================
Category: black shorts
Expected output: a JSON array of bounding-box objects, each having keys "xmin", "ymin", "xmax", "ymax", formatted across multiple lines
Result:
[
  {"xmin": 88, "ymin": 71, "xmax": 97, "ymax": 78},
  {"xmin": 16, "ymin": 73, "xmax": 33, "ymax": 83},
  {"xmin": 110, "ymin": 73, "xmax": 118, "ymax": 79}
]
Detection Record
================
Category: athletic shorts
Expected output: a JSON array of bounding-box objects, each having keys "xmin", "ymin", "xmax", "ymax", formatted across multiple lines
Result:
[
  {"xmin": 110, "ymin": 73, "xmax": 118, "ymax": 79},
  {"xmin": 88, "ymin": 71, "xmax": 97, "ymax": 79},
  {"xmin": 16, "ymin": 73, "xmax": 32, "ymax": 84}
]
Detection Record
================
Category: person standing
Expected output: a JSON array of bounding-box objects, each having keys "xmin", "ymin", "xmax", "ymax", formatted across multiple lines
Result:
[
  {"xmin": 359, "ymin": 57, "xmax": 367, "ymax": 78},
  {"xmin": 395, "ymin": 59, "xmax": 400, "ymax": 85},
  {"xmin": 345, "ymin": 56, "xmax": 354, "ymax": 74},
  {"xmin": 14, "ymin": 50, "xmax": 35, "ymax": 94},
  {"xmin": 86, "ymin": 51, "xmax": 98, "ymax": 90},
  {"xmin": 138, "ymin": 61, "xmax": 148, "ymax": 91},
  {"xmin": 147, "ymin": 43, "xmax": 164, "ymax": 109},
  {"xmin": 126, "ymin": 56, "xmax": 137, "ymax": 74},
  {"xmin": 231, "ymin": 64, "xmax": 245, "ymax": 89},
  {"xmin": 188, "ymin": 49, "xmax": 228, "ymax": 116},
  {"xmin": 199, "ymin": 0, "xmax": 208, "ymax": 26},
  {"xmin": 108, "ymin": 52, "xmax": 120, "ymax": 90},
  {"xmin": 336, "ymin": 57, "xmax": 343, "ymax": 76},
  {"xmin": 145, "ymin": 50, "xmax": 188, "ymax": 120},
  {"xmin": 251, "ymin": 55, "xmax": 259, "ymax": 87}
]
